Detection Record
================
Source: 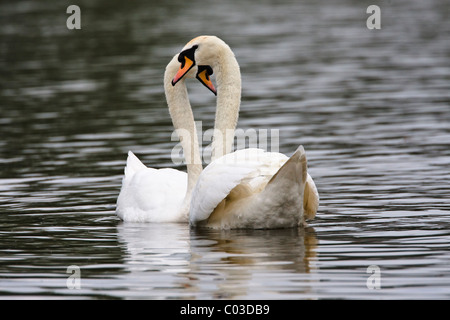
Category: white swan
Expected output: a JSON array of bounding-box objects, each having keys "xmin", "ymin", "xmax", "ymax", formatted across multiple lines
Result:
[
  {"xmin": 116, "ymin": 54, "xmax": 212, "ymax": 222},
  {"xmin": 172, "ymin": 35, "xmax": 319, "ymax": 229}
]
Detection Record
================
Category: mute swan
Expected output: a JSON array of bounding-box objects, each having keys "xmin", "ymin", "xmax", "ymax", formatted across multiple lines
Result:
[
  {"xmin": 116, "ymin": 55, "xmax": 214, "ymax": 222},
  {"xmin": 172, "ymin": 35, "xmax": 319, "ymax": 229}
]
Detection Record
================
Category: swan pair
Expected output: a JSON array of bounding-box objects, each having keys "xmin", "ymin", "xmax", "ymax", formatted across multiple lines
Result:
[{"xmin": 116, "ymin": 36, "xmax": 319, "ymax": 229}]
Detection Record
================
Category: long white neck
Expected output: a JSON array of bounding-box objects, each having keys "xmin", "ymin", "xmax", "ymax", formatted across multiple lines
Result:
[
  {"xmin": 210, "ymin": 45, "xmax": 241, "ymax": 161},
  {"xmin": 164, "ymin": 60, "xmax": 202, "ymax": 218}
]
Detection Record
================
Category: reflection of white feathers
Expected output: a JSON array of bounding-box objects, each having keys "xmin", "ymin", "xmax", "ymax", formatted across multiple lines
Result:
[
  {"xmin": 117, "ymin": 223, "xmax": 191, "ymax": 274},
  {"xmin": 116, "ymin": 223, "xmax": 318, "ymax": 299}
]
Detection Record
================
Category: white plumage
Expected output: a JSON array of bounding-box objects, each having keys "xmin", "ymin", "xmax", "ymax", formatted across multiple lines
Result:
[
  {"xmin": 116, "ymin": 151, "xmax": 188, "ymax": 223},
  {"xmin": 115, "ymin": 54, "xmax": 203, "ymax": 223},
  {"xmin": 190, "ymin": 148, "xmax": 285, "ymax": 222},
  {"xmin": 174, "ymin": 36, "xmax": 320, "ymax": 229},
  {"xmin": 189, "ymin": 147, "xmax": 316, "ymax": 229},
  {"xmin": 117, "ymin": 35, "xmax": 320, "ymax": 229}
]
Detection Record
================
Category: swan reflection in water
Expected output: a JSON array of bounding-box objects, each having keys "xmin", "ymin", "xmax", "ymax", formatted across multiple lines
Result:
[{"xmin": 117, "ymin": 223, "xmax": 318, "ymax": 299}]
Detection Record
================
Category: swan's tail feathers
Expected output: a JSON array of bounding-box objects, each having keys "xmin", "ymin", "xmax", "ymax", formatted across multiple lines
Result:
[
  {"xmin": 267, "ymin": 145, "xmax": 307, "ymax": 188},
  {"xmin": 260, "ymin": 145, "xmax": 307, "ymax": 226},
  {"xmin": 303, "ymin": 174, "xmax": 320, "ymax": 220},
  {"xmin": 123, "ymin": 151, "xmax": 147, "ymax": 181}
]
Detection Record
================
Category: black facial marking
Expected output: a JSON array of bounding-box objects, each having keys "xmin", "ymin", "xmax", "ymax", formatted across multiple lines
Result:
[
  {"xmin": 196, "ymin": 65, "xmax": 217, "ymax": 96},
  {"xmin": 197, "ymin": 65, "xmax": 213, "ymax": 80},
  {"xmin": 178, "ymin": 45, "xmax": 199, "ymax": 67},
  {"xmin": 172, "ymin": 45, "xmax": 200, "ymax": 86}
]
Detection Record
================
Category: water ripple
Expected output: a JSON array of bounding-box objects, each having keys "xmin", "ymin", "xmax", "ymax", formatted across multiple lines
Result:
[{"xmin": 1, "ymin": 0, "xmax": 449, "ymax": 299}]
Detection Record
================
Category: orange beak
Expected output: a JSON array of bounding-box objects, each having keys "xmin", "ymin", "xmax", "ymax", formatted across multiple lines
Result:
[
  {"xmin": 172, "ymin": 56, "xmax": 195, "ymax": 86},
  {"xmin": 196, "ymin": 66, "xmax": 217, "ymax": 95}
]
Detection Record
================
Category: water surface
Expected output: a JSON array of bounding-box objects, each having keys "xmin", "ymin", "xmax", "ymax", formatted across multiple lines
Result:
[{"xmin": 0, "ymin": 0, "xmax": 449, "ymax": 299}]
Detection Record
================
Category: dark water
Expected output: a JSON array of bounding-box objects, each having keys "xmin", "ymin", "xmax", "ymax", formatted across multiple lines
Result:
[{"xmin": 1, "ymin": 0, "xmax": 449, "ymax": 299}]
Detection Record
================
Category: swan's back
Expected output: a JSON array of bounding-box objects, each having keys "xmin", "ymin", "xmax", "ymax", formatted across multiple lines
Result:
[
  {"xmin": 189, "ymin": 148, "xmax": 290, "ymax": 226},
  {"xmin": 122, "ymin": 151, "xmax": 147, "ymax": 186},
  {"xmin": 116, "ymin": 151, "xmax": 188, "ymax": 222}
]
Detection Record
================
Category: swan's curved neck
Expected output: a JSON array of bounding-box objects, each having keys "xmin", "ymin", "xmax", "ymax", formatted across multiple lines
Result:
[
  {"xmin": 211, "ymin": 46, "xmax": 241, "ymax": 161},
  {"xmin": 164, "ymin": 65, "xmax": 202, "ymax": 215}
]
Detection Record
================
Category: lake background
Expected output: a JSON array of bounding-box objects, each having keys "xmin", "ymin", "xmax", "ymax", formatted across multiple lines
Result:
[{"xmin": 0, "ymin": 0, "xmax": 449, "ymax": 299}]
